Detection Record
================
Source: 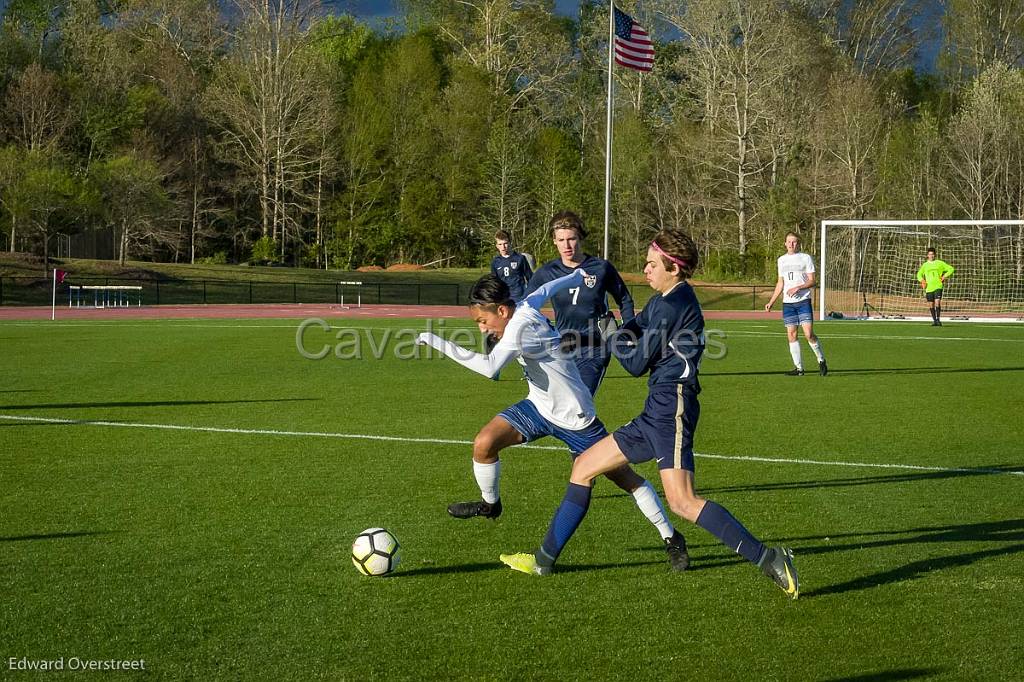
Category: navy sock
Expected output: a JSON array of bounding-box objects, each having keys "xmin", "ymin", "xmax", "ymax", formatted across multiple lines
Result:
[
  {"xmin": 538, "ymin": 483, "xmax": 592, "ymax": 565},
  {"xmin": 696, "ymin": 501, "xmax": 765, "ymax": 565}
]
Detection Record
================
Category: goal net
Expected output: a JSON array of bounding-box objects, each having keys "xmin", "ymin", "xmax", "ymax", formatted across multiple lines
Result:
[{"xmin": 819, "ymin": 220, "xmax": 1024, "ymax": 322}]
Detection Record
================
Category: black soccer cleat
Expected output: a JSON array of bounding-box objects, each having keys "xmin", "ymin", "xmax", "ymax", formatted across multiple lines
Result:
[
  {"xmin": 664, "ymin": 530, "xmax": 690, "ymax": 572},
  {"xmin": 818, "ymin": 360, "xmax": 828, "ymax": 376},
  {"xmin": 759, "ymin": 546, "xmax": 799, "ymax": 599},
  {"xmin": 447, "ymin": 499, "xmax": 502, "ymax": 520},
  {"xmin": 785, "ymin": 367, "xmax": 804, "ymax": 376}
]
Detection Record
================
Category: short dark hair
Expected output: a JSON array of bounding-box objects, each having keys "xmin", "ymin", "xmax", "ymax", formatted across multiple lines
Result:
[
  {"xmin": 468, "ymin": 274, "xmax": 514, "ymax": 311},
  {"xmin": 651, "ymin": 228, "xmax": 699, "ymax": 280},
  {"xmin": 927, "ymin": 247, "xmax": 936, "ymax": 254},
  {"xmin": 549, "ymin": 211, "xmax": 587, "ymax": 240},
  {"xmin": 494, "ymin": 230, "xmax": 511, "ymax": 242}
]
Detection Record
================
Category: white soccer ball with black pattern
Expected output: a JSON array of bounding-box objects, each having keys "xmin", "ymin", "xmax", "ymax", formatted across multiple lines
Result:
[{"xmin": 351, "ymin": 528, "xmax": 400, "ymax": 576}]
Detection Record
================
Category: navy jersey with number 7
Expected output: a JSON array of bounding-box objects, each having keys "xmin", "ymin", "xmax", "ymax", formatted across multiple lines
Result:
[{"xmin": 526, "ymin": 255, "xmax": 634, "ymax": 344}]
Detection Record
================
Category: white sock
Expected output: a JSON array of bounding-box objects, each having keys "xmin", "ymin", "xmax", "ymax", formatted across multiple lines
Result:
[
  {"xmin": 473, "ymin": 460, "xmax": 500, "ymax": 504},
  {"xmin": 788, "ymin": 341, "xmax": 802, "ymax": 370},
  {"xmin": 809, "ymin": 340, "xmax": 825, "ymax": 362},
  {"xmin": 632, "ymin": 480, "xmax": 674, "ymax": 540}
]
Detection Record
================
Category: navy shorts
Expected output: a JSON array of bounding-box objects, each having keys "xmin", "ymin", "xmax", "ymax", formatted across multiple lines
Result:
[
  {"xmin": 499, "ymin": 399, "xmax": 608, "ymax": 457},
  {"xmin": 782, "ymin": 299, "xmax": 814, "ymax": 326},
  {"xmin": 613, "ymin": 384, "xmax": 700, "ymax": 471},
  {"xmin": 925, "ymin": 289, "xmax": 943, "ymax": 302}
]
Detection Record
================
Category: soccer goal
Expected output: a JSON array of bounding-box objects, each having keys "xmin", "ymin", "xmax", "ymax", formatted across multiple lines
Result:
[{"xmin": 819, "ymin": 220, "xmax": 1024, "ymax": 322}]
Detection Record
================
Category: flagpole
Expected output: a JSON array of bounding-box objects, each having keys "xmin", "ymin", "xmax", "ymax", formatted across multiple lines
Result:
[
  {"xmin": 603, "ymin": 3, "xmax": 615, "ymax": 260},
  {"xmin": 51, "ymin": 268, "xmax": 57, "ymax": 321}
]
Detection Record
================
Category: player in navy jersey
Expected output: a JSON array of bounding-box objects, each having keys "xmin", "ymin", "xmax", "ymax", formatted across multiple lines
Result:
[
  {"xmin": 526, "ymin": 211, "xmax": 634, "ymax": 396},
  {"xmin": 417, "ymin": 271, "xmax": 689, "ymax": 570},
  {"xmin": 490, "ymin": 230, "xmax": 533, "ymax": 303},
  {"xmin": 500, "ymin": 228, "xmax": 800, "ymax": 599}
]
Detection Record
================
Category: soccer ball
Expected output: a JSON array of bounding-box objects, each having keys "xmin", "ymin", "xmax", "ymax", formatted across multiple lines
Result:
[{"xmin": 351, "ymin": 528, "xmax": 400, "ymax": 576}]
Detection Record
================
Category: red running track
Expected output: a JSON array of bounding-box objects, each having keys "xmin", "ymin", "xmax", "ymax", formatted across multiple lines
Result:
[{"xmin": 0, "ymin": 303, "xmax": 775, "ymax": 321}]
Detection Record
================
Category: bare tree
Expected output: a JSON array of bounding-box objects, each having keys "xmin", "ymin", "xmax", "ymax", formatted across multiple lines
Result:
[
  {"xmin": 205, "ymin": 0, "xmax": 332, "ymax": 255},
  {"xmin": 656, "ymin": 0, "xmax": 818, "ymax": 256},
  {"xmin": 2, "ymin": 63, "xmax": 72, "ymax": 152},
  {"xmin": 118, "ymin": 0, "xmax": 226, "ymax": 262},
  {"xmin": 942, "ymin": 0, "xmax": 1024, "ymax": 83},
  {"xmin": 403, "ymin": 0, "xmax": 572, "ymax": 115},
  {"xmin": 808, "ymin": 72, "xmax": 890, "ymax": 220},
  {"xmin": 942, "ymin": 62, "xmax": 1024, "ymax": 219},
  {"xmin": 810, "ymin": 0, "xmax": 927, "ymax": 75}
]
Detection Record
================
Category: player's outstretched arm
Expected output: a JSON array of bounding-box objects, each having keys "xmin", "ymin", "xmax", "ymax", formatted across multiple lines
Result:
[
  {"xmin": 416, "ymin": 333, "xmax": 517, "ymax": 380},
  {"xmin": 523, "ymin": 268, "xmax": 587, "ymax": 309}
]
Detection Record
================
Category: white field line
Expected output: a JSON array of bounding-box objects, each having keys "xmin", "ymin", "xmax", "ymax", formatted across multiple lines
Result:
[
  {"xmin": 726, "ymin": 330, "xmax": 1024, "ymax": 343},
  {"xmin": 1, "ymin": 414, "xmax": 1021, "ymax": 478},
  {"xmin": 0, "ymin": 321, "xmax": 478, "ymax": 331},
  {"xmin": 3, "ymin": 320, "xmax": 1023, "ymax": 343}
]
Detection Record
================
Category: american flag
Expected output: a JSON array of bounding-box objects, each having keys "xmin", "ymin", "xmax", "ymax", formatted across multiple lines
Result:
[{"xmin": 614, "ymin": 7, "xmax": 654, "ymax": 72}]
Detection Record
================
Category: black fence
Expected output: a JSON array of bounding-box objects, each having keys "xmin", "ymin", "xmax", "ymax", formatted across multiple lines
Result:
[{"xmin": 0, "ymin": 276, "xmax": 775, "ymax": 311}]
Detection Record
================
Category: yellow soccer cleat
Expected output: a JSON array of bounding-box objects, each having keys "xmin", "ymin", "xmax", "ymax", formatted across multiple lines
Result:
[
  {"xmin": 759, "ymin": 546, "xmax": 799, "ymax": 599},
  {"xmin": 499, "ymin": 552, "xmax": 551, "ymax": 576}
]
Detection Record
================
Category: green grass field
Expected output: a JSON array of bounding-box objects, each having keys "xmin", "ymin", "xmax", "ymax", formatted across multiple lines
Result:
[{"xmin": 2, "ymin": 317, "xmax": 1023, "ymax": 680}]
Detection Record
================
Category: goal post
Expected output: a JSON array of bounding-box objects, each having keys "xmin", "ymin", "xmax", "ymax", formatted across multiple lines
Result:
[{"xmin": 819, "ymin": 220, "xmax": 1024, "ymax": 322}]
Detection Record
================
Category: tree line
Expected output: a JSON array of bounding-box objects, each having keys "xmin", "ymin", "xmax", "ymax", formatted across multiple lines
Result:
[{"xmin": 2, "ymin": 0, "xmax": 1023, "ymax": 277}]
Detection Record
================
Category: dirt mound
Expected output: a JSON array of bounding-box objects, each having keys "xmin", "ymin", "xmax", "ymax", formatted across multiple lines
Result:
[
  {"xmin": 386, "ymin": 263, "xmax": 425, "ymax": 271},
  {"xmin": 356, "ymin": 265, "xmax": 384, "ymax": 271}
]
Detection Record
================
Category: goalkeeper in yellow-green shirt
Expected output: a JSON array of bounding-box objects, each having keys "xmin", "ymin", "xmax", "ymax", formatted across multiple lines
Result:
[{"xmin": 916, "ymin": 248, "xmax": 955, "ymax": 326}]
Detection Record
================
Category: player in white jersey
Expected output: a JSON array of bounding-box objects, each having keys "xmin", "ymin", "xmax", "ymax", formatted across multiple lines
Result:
[
  {"xmin": 416, "ymin": 270, "xmax": 690, "ymax": 570},
  {"xmin": 764, "ymin": 232, "xmax": 828, "ymax": 376}
]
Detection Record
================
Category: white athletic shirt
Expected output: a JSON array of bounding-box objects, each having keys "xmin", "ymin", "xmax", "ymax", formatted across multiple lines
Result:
[
  {"xmin": 777, "ymin": 252, "xmax": 815, "ymax": 304},
  {"xmin": 418, "ymin": 270, "xmax": 595, "ymax": 431}
]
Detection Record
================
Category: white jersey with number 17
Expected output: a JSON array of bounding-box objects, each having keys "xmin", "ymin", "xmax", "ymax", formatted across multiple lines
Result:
[{"xmin": 777, "ymin": 252, "xmax": 815, "ymax": 304}]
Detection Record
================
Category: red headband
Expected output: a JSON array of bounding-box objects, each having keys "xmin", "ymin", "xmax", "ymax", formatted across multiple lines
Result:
[{"xmin": 651, "ymin": 241, "xmax": 690, "ymax": 270}]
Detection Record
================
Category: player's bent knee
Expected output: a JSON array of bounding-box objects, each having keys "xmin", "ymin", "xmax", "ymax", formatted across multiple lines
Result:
[
  {"xmin": 472, "ymin": 433, "xmax": 500, "ymax": 461},
  {"xmin": 603, "ymin": 465, "xmax": 642, "ymax": 492},
  {"xmin": 568, "ymin": 459, "xmax": 601, "ymax": 487},
  {"xmin": 666, "ymin": 493, "xmax": 703, "ymax": 522}
]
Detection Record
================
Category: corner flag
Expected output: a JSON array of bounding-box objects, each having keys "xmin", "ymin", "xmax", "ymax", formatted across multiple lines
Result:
[{"xmin": 51, "ymin": 269, "xmax": 66, "ymax": 320}]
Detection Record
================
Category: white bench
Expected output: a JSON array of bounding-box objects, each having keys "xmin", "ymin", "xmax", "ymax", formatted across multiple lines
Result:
[{"xmin": 69, "ymin": 285, "xmax": 143, "ymax": 308}]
